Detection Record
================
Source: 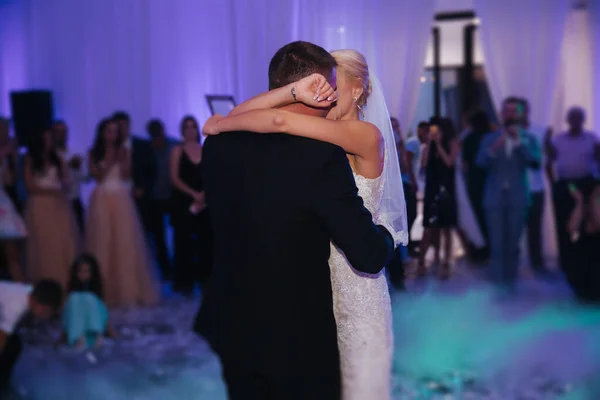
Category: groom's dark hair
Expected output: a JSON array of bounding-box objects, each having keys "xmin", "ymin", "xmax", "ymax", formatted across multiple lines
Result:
[{"xmin": 268, "ymin": 41, "xmax": 337, "ymax": 90}]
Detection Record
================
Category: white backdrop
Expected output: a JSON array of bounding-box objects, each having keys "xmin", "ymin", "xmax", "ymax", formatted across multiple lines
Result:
[
  {"xmin": 474, "ymin": 0, "xmax": 570, "ymax": 125},
  {"xmin": 0, "ymin": 0, "xmax": 434, "ymax": 154},
  {"xmin": 552, "ymin": 8, "xmax": 595, "ymax": 132}
]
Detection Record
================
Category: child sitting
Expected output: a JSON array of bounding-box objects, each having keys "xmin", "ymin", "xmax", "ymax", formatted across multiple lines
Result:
[
  {"xmin": 0, "ymin": 279, "xmax": 63, "ymax": 392},
  {"xmin": 62, "ymin": 253, "xmax": 110, "ymax": 350}
]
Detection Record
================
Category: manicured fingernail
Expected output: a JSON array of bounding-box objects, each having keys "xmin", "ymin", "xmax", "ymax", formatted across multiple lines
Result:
[{"xmin": 317, "ymin": 97, "xmax": 323, "ymax": 101}]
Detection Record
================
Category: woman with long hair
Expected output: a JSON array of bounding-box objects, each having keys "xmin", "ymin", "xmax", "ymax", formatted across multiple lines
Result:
[
  {"xmin": 25, "ymin": 129, "xmax": 80, "ymax": 288},
  {"xmin": 86, "ymin": 118, "xmax": 160, "ymax": 308},
  {"xmin": 169, "ymin": 116, "xmax": 213, "ymax": 295}
]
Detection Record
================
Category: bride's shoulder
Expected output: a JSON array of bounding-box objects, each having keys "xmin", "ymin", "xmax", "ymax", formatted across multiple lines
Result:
[{"xmin": 355, "ymin": 120, "xmax": 383, "ymax": 147}]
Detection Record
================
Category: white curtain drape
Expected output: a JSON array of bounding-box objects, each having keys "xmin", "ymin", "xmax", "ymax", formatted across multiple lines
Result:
[
  {"xmin": 0, "ymin": 0, "xmax": 241, "ymax": 151},
  {"xmin": 552, "ymin": 8, "xmax": 595, "ymax": 133},
  {"xmin": 474, "ymin": 0, "xmax": 570, "ymax": 262},
  {"xmin": 0, "ymin": 0, "xmax": 434, "ymax": 154},
  {"xmin": 474, "ymin": 0, "xmax": 570, "ymax": 124}
]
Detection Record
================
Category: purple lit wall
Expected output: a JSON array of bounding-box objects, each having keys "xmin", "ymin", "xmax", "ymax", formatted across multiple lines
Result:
[
  {"xmin": 0, "ymin": 0, "xmax": 435, "ymax": 153},
  {"xmin": 0, "ymin": 1, "xmax": 27, "ymax": 114}
]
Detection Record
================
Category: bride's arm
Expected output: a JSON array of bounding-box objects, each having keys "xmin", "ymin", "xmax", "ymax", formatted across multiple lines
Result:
[
  {"xmin": 209, "ymin": 109, "xmax": 382, "ymax": 159},
  {"xmin": 228, "ymin": 74, "xmax": 336, "ymax": 116},
  {"xmin": 229, "ymin": 84, "xmax": 295, "ymax": 116}
]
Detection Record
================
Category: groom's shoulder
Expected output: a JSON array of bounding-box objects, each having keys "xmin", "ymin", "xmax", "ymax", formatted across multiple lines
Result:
[{"xmin": 205, "ymin": 131, "xmax": 342, "ymax": 159}]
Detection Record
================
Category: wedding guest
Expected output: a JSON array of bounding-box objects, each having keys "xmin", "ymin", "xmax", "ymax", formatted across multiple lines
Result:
[
  {"xmin": 461, "ymin": 109, "xmax": 492, "ymax": 260},
  {"xmin": 169, "ymin": 116, "xmax": 213, "ymax": 295},
  {"xmin": 546, "ymin": 106, "xmax": 600, "ymax": 271},
  {"xmin": 0, "ymin": 118, "xmax": 22, "ymax": 214},
  {"xmin": 418, "ymin": 117, "xmax": 459, "ymax": 279},
  {"xmin": 477, "ymin": 97, "xmax": 541, "ymax": 291},
  {"xmin": 0, "ymin": 157, "xmax": 27, "ymax": 281},
  {"xmin": 86, "ymin": 118, "xmax": 160, "ymax": 308},
  {"xmin": 0, "ymin": 279, "xmax": 62, "ymax": 392},
  {"xmin": 112, "ymin": 112, "xmax": 157, "ymax": 238},
  {"xmin": 519, "ymin": 99, "xmax": 549, "ymax": 274},
  {"xmin": 565, "ymin": 184, "xmax": 600, "ymax": 302},
  {"xmin": 403, "ymin": 121, "xmax": 429, "ymax": 253},
  {"xmin": 146, "ymin": 119, "xmax": 176, "ymax": 279},
  {"xmin": 24, "ymin": 130, "xmax": 80, "ymax": 288},
  {"xmin": 62, "ymin": 253, "xmax": 109, "ymax": 349},
  {"xmin": 52, "ymin": 120, "xmax": 87, "ymax": 234}
]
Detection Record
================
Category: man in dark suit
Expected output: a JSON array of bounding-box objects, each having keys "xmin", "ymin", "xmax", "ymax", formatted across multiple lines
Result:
[
  {"xmin": 194, "ymin": 41, "xmax": 394, "ymax": 400},
  {"xmin": 146, "ymin": 118, "xmax": 179, "ymax": 279},
  {"xmin": 112, "ymin": 111, "xmax": 157, "ymax": 235}
]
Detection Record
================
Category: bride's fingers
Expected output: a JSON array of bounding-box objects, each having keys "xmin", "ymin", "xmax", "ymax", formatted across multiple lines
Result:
[
  {"xmin": 319, "ymin": 86, "xmax": 336, "ymax": 102},
  {"xmin": 313, "ymin": 74, "xmax": 329, "ymax": 93},
  {"xmin": 315, "ymin": 84, "xmax": 334, "ymax": 101},
  {"xmin": 314, "ymin": 82, "xmax": 331, "ymax": 99}
]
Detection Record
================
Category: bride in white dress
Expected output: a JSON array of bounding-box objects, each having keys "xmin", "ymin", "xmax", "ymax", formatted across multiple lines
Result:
[{"xmin": 204, "ymin": 50, "xmax": 408, "ymax": 399}]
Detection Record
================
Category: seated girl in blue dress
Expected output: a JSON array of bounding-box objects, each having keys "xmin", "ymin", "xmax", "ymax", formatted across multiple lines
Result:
[{"xmin": 62, "ymin": 253, "xmax": 109, "ymax": 349}]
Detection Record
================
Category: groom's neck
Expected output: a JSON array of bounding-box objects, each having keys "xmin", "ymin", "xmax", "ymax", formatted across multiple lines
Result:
[{"xmin": 280, "ymin": 103, "xmax": 328, "ymax": 118}]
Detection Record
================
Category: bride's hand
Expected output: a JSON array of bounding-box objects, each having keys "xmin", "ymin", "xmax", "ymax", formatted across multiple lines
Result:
[
  {"xmin": 203, "ymin": 114, "xmax": 225, "ymax": 136},
  {"xmin": 293, "ymin": 74, "xmax": 337, "ymax": 107}
]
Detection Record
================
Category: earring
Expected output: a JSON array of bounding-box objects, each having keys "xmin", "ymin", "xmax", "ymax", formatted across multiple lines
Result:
[{"xmin": 353, "ymin": 97, "xmax": 362, "ymax": 112}]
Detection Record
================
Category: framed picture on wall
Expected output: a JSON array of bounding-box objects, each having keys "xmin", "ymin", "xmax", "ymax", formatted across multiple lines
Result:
[{"xmin": 206, "ymin": 95, "xmax": 236, "ymax": 116}]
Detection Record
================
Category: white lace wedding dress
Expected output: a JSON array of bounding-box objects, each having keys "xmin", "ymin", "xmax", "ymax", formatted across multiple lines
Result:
[{"xmin": 330, "ymin": 171, "xmax": 393, "ymax": 400}]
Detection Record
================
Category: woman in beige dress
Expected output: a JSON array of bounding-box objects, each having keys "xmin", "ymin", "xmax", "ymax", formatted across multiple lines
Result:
[
  {"xmin": 86, "ymin": 118, "xmax": 160, "ymax": 308},
  {"xmin": 25, "ymin": 130, "xmax": 81, "ymax": 288}
]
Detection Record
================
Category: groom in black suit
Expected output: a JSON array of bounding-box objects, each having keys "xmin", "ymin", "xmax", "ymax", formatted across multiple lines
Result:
[{"xmin": 195, "ymin": 41, "xmax": 394, "ymax": 400}]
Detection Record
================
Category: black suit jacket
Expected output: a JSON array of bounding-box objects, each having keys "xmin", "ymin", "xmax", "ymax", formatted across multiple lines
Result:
[
  {"xmin": 131, "ymin": 136, "xmax": 157, "ymax": 200},
  {"xmin": 194, "ymin": 131, "xmax": 394, "ymax": 378}
]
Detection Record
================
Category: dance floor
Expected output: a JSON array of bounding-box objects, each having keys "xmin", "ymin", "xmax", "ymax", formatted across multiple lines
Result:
[{"xmin": 7, "ymin": 261, "xmax": 600, "ymax": 400}]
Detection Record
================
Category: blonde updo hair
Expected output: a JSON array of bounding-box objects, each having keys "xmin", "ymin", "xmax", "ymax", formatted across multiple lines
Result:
[{"xmin": 331, "ymin": 49, "xmax": 372, "ymax": 108}]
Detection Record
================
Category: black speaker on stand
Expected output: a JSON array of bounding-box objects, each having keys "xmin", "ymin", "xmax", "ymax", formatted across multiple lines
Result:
[{"xmin": 10, "ymin": 90, "xmax": 54, "ymax": 148}]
